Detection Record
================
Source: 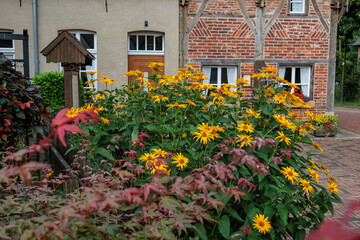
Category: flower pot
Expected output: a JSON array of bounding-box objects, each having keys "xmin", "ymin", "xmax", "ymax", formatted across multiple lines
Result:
[{"xmin": 312, "ymin": 126, "xmax": 337, "ymax": 137}]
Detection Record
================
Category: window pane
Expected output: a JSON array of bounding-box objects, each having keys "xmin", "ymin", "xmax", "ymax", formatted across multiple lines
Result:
[
  {"xmin": 138, "ymin": 35, "xmax": 145, "ymax": 50},
  {"xmin": 209, "ymin": 68, "xmax": 218, "ymax": 84},
  {"xmin": 221, "ymin": 68, "xmax": 228, "ymax": 84},
  {"xmin": 129, "ymin": 35, "xmax": 137, "ymax": 50},
  {"xmin": 295, "ymin": 68, "xmax": 301, "ymax": 83},
  {"xmin": 284, "ymin": 68, "xmax": 292, "ymax": 82},
  {"xmin": 0, "ymin": 32, "xmax": 13, "ymax": 48},
  {"xmin": 147, "ymin": 36, "xmax": 154, "ymax": 50},
  {"xmin": 291, "ymin": 2, "xmax": 303, "ymax": 12},
  {"xmin": 155, "ymin": 36, "xmax": 162, "ymax": 51},
  {"xmin": 80, "ymin": 34, "xmax": 94, "ymax": 49}
]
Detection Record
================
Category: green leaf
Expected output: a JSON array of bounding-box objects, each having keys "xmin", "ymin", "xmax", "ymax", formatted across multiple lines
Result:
[
  {"xmin": 195, "ymin": 223, "xmax": 208, "ymax": 240},
  {"xmin": 131, "ymin": 126, "xmax": 139, "ymax": 141},
  {"xmin": 225, "ymin": 207, "xmax": 243, "ymax": 221},
  {"xmin": 94, "ymin": 147, "xmax": 115, "ymax": 161},
  {"xmin": 260, "ymin": 104, "xmax": 273, "ymax": 116},
  {"xmin": 294, "ymin": 229, "xmax": 306, "ymax": 240},
  {"xmin": 264, "ymin": 206, "xmax": 276, "ymax": 219},
  {"xmin": 218, "ymin": 215, "xmax": 230, "ymax": 239},
  {"xmin": 276, "ymin": 204, "xmax": 288, "ymax": 224}
]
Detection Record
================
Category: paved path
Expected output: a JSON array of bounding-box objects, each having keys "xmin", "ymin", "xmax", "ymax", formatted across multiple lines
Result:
[
  {"xmin": 304, "ymin": 130, "xmax": 360, "ymax": 231},
  {"xmin": 335, "ymin": 106, "xmax": 360, "ymax": 135}
]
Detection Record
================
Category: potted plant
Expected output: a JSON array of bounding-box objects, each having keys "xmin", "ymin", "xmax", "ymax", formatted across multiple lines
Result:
[{"xmin": 311, "ymin": 114, "xmax": 338, "ymax": 137}]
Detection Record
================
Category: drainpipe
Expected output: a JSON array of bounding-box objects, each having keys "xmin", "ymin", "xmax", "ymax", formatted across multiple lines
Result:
[{"xmin": 32, "ymin": 0, "xmax": 39, "ymax": 76}]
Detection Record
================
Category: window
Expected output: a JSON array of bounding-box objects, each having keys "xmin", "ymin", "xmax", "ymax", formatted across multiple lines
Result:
[
  {"xmin": 279, "ymin": 66, "xmax": 311, "ymax": 97},
  {"xmin": 202, "ymin": 66, "xmax": 237, "ymax": 94},
  {"xmin": 289, "ymin": 0, "xmax": 305, "ymax": 14},
  {"xmin": 0, "ymin": 31, "xmax": 15, "ymax": 60},
  {"xmin": 128, "ymin": 33, "xmax": 164, "ymax": 54},
  {"xmin": 70, "ymin": 31, "xmax": 97, "ymax": 90}
]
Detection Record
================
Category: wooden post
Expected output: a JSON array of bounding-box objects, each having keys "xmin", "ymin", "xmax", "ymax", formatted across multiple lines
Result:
[
  {"xmin": 327, "ymin": 1, "xmax": 341, "ymax": 113},
  {"xmin": 63, "ymin": 63, "xmax": 81, "ymax": 109}
]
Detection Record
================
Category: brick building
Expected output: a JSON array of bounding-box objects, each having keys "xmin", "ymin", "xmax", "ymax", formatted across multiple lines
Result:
[
  {"xmin": 179, "ymin": 0, "xmax": 347, "ymax": 113},
  {"xmin": 0, "ymin": 0, "xmax": 347, "ymax": 113}
]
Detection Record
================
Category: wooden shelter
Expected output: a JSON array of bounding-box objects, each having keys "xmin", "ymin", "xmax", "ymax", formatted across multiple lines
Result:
[
  {"xmin": 353, "ymin": 37, "xmax": 360, "ymax": 64},
  {"xmin": 41, "ymin": 30, "xmax": 94, "ymax": 108}
]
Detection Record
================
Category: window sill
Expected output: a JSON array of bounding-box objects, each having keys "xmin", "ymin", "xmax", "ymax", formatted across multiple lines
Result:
[{"xmin": 284, "ymin": 100, "xmax": 315, "ymax": 109}]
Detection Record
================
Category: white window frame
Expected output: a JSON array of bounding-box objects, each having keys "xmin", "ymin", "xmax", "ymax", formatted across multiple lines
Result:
[
  {"xmin": 279, "ymin": 66, "xmax": 311, "ymax": 97},
  {"xmin": 202, "ymin": 66, "xmax": 237, "ymax": 95},
  {"xmin": 0, "ymin": 31, "xmax": 15, "ymax": 60},
  {"xmin": 60, "ymin": 31, "xmax": 97, "ymax": 90},
  {"xmin": 128, "ymin": 33, "xmax": 164, "ymax": 55},
  {"xmin": 289, "ymin": 0, "xmax": 305, "ymax": 14}
]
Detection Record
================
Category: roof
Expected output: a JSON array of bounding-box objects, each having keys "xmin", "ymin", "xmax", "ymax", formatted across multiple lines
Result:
[
  {"xmin": 353, "ymin": 37, "xmax": 360, "ymax": 47},
  {"xmin": 41, "ymin": 30, "xmax": 94, "ymax": 65}
]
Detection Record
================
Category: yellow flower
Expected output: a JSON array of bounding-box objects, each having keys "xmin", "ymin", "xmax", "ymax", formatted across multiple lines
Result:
[
  {"xmin": 247, "ymin": 109, "xmax": 261, "ymax": 119},
  {"xmin": 185, "ymin": 64, "xmax": 195, "ymax": 70},
  {"xmin": 327, "ymin": 182, "xmax": 339, "ymax": 194},
  {"xmin": 149, "ymin": 62, "xmax": 164, "ymax": 72},
  {"xmin": 193, "ymin": 131, "xmax": 215, "ymax": 144},
  {"xmin": 152, "ymin": 148, "xmax": 168, "ymax": 158},
  {"xmin": 273, "ymin": 94, "xmax": 287, "ymax": 104},
  {"xmin": 101, "ymin": 117, "xmax": 110, "ymax": 125},
  {"xmin": 159, "ymin": 75, "xmax": 175, "ymax": 85},
  {"xmin": 167, "ymin": 102, "xmax": 187, "ymax": 110},
  {"xmin": 95, "ymin": 94, "xmax": 105, "ymax": 101},
  {"xmin": 280, "ymin": 167, "xmax": 299, "ymax": 183},
  {"xmin": 309, "ymin": 159, "xmax": 319, "ymax": 170},
  {"xmin": 319, "ymin": 162, "xmax": 329, "ymax": 174},
  {"xmin": 100, "ymin": 78, "xmax": 117, "ymax": 85},
  {"xmin": 186, "ymin": 99, "xmax": 197, "ymax": 106},
  {"xmin": 307, "ymin": 168, "xmax": 319, "ymax": 183},
  {"xmin": 182, "ymin": 133, "xmax": 187, "ymax": 138},
  {"xmin": 237, "ymin": 123, "xmax": 254, "ymax": 133},
  {"xmin": 65, "ymin": 107, "xmax": 79, "ymax": 118},
  {"xmin": 94, "ymin": 107, "xmax": 104, "ymax": 114},
  {"xmin": 139, "ymin": 153, "xmax": 158, "ymax": 162},
  {"xmin": 85, "ymin": 71, "xmax": 98, "ymax": 75},
  {"xmin": 153, "ymin": 95, "xmax": 169, "ymax": 103},
  {"xmin": 210, "ymin": 92, "xmax": 225, "ymax": 102},
  {"xmin": 275, "ymin": 131, "xmax": 291, "ymax": 145},
  {"xmin": 236, "ymin": 134, "xmax": 253, "ymax": 147},
  {"xmin": 236, "ymin": 78, "xmax": 249, "ymax": 85},
  {"xmin": 171, "ymin": 153, "xmax": 189, "ymax": 170},
  {"xmin": 253, "ymin": 214, "xmax": 272, "ymax": 234},
  {"xmin": 328, "ymin": 174, "xmax": 339, "ymax": 185},
  {"xmin": 261, "ymin": 66, "xmax": 279, "ymax": 74},
  {"xmin": 313, "ymin": 142, "xmax": 323, "ymax": 152},
  {"xmin": 300, "ymin": 179, "xmax": 314, "ymax": 193},
  {"xmin": 114, "ymin": 105, "xmax": 128, "ymax": 110}
]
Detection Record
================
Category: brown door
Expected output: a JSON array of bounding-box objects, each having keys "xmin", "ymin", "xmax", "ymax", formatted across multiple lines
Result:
[{"xmin": 128, "ymin": 55, "xmax": 164, "ymax": 84}]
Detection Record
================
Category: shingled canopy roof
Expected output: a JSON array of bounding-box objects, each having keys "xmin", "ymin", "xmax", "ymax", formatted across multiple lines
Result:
[
  {"xmin": 353, "ymin": 37, "xmax": 360, "ymax": 47},
  {"xmin": 41, "ymin": 30, "xmax": 94, "ymax": 65}
]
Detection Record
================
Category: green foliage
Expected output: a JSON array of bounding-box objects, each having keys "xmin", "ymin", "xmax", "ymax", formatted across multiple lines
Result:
[
  {"xmin": 32, "ymin": 71, "xmax": 86, "ymax": 115},
  {"xmin": 311, "ymin": 114, "xmax": 338, "ymax": 127},
  {"xmin": 336, "ymin": 0, "xmax": 360, "ymax": 103},
  {"xmin": 0, "ymin": 60, "xmax": 47, "ymax": 148},
  {"xmin": 0, "ymin": 66, "xmax": 341, "ymax": 239}
]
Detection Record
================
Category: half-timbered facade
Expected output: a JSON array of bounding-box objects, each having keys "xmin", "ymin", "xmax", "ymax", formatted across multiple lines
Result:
[{"xmin": 179, "ymin": 0, "xmax": 347, "ymax": 113}]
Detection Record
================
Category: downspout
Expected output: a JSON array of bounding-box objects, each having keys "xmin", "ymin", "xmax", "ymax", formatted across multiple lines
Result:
[{"xmin": 32, "ymin": 0, "xmax": 39, "ymax": 76}]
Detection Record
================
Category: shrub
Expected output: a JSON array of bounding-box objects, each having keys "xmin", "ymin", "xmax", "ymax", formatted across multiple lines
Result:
[
  {"xmin": 0, "ymin": 60, "xmax": 48, "ymax": 149},
  {"xmin": 32, "ymin": 71, "xmax": 86, "ymax": 115},
  {"xmin": 310, "ymin": 113, "xmax": 338, "ymax": 128},
  {"xmin": 0, "ymin": 65, "xmax": 342, "ymax": 239}
]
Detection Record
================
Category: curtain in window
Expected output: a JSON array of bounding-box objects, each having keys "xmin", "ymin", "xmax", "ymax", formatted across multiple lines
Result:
[
  {"xmin": 203, "ymin": 67, "xmax": 211, "ymax": 95},
  {"xmin": 226, "ymin": 67, "xmax": 236, "ymax": 91},
  {"xmin": 300, "ymin": 67, "xmax": 309, "ymax": 96}
]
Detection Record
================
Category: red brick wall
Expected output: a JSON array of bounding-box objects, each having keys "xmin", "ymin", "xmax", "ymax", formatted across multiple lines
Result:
[{"xmin": 185, "ymin": 0, "xmax": 330, "ymax": 115}]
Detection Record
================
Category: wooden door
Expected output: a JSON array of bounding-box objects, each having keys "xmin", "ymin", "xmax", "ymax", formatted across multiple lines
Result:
[{"xmin": 128, "ymin": 55, "xmax": 164, "ymax": 84}]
